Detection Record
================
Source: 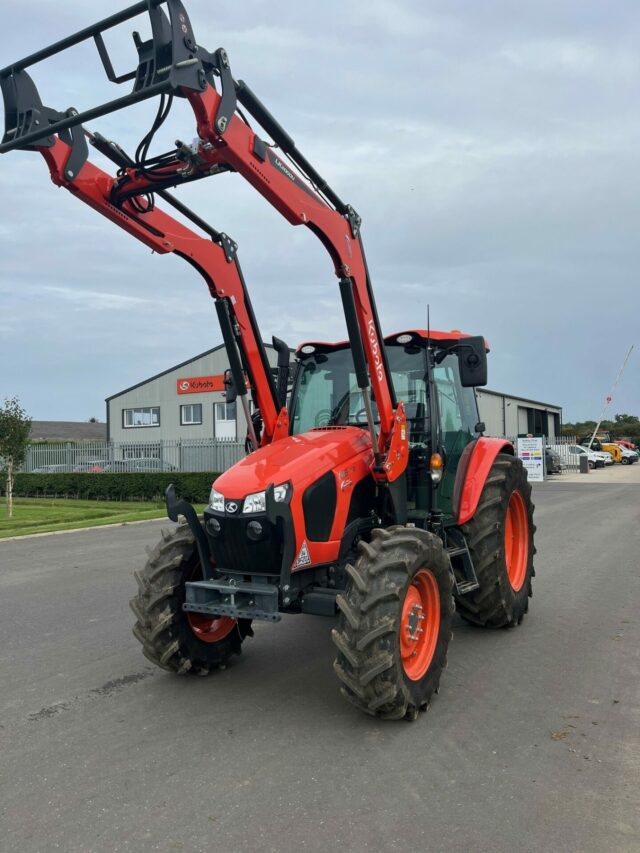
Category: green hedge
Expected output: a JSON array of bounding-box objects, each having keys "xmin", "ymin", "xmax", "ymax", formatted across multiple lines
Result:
[{"xmin": 8, "ymin": 472, "xmax": 219, "ymax": 503}]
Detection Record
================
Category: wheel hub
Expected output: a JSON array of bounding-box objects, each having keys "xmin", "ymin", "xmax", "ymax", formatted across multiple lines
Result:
[
  {"xmin": 504, "ymin": 490, "xmax": 529, "ymax": 592},
  {"xmin": 400, "ymin": 569, "xmax": 440, "ymax": 681}
]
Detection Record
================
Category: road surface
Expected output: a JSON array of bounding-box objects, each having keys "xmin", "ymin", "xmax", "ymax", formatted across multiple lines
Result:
[{"xmin": 1, "ymin": 474, "xmax": 639, "ymax": 852}]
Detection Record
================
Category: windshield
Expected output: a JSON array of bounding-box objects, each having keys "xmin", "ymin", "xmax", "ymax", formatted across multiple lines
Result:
[{"xmin": 291, "ymin": 345, "xmax": 429, "ymax": 440}]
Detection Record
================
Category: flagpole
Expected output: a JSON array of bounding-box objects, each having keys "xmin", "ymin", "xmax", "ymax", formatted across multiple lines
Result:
[{"xmin": 587, "ymin": 345, "xmax": 635, "ymax": 450}]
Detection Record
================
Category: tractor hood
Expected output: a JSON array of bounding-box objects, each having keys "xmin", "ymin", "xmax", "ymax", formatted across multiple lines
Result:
[{"xmin": 214, "ymin": 427, "xmax": 373, "ymax": 497}]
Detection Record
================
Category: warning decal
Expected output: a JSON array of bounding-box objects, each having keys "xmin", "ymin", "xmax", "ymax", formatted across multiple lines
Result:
[{"xmin": 293, "ymin": 540, "xmax": 312, "ymax": 568}]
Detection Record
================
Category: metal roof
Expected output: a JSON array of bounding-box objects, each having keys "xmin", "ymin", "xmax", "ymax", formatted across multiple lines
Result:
[
  {"xmin": 30, "ymin": 421, "xmax": 107, "ymax": 441},
  {"xmin": 476, "ymin": 388, "xmax": 562, "ymax": 412}
]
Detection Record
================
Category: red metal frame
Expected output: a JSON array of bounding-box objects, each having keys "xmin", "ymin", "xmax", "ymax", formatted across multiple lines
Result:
[
  {"xmin": 40, "ymin": 137, "xmax": 284, "ymax": 444},
  {"xmin": 33, "ymin": 78, "xmax": 405, "ymax": 479}
]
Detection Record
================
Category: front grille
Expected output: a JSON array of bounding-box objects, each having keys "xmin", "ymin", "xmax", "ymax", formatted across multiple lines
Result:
[{"xmin": 204, "ymin": 509, "xmax": 284, "ymax": 576}]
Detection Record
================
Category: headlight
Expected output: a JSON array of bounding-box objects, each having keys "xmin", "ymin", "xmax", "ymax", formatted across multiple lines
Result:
[
  {"xmin": 273, "ymin": 482, "xmax": 290, "ymax": 503},
  {"xmin": 243, "ymin": 491, "xmax": 266, "ymax": 513},
  {"xmin": 243, "ymin": 482, "xmax": 290, "ymax": 513},
  {"xmin": 209, "ymin": 488, "xmax": 225, "ymax": 512}
]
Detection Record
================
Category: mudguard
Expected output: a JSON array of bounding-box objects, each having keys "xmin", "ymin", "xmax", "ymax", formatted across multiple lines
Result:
[{"xmin": 453, "ymin": 437, "xmax": 514, "ymax": 526}]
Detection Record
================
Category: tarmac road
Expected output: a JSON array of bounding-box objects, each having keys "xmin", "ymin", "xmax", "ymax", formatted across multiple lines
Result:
[{"xmin": 1, "ymin": 474, "xmax": 639, "ymax": 853}]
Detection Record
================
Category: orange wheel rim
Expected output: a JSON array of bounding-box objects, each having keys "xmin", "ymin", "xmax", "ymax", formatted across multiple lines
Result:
[
  {"xmin": 504, "ymin": 490, "xmax": 529, "ymax": 592},
  {"xmin": 400, "ymin": 569, "xmax": 440, "ymax": 681},
  {"xmin": 187, "ymin": 613, "xmax": 236, "ymax": 644}
]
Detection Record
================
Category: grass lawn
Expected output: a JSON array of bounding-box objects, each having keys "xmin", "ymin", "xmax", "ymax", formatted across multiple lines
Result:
[{"xmin": 0, "ymin": 497, "xmax": 174, "ymax": 539}]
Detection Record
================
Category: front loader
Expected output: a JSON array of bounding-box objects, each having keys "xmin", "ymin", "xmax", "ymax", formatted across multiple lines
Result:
[{"xmin": 1, "ymin": 0, "xmax": 536, "ymax": 721}]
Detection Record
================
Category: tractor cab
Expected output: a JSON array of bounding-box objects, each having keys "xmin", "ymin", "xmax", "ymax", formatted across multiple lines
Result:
[{"xmin": 290, "ymin": 329, "xmax": 488, "ymax": 523}]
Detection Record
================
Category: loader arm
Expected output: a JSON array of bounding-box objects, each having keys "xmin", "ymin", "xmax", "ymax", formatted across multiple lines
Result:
[{"xmin": 0, "ymin": 0, "xmax": 407, "ymax": 480}]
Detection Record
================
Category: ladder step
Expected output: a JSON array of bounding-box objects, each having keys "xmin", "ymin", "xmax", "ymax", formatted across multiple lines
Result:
[{"xmin": 455, "ymin": 580, "xmax": 479, "ymax": 595}]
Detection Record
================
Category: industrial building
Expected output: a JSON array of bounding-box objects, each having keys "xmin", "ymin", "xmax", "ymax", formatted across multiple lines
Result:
[
  {"xmin": 475, "ymin": 388, "xmax": 562, "ymax": 440},
  {"xmin": 105, "ymin": 343, "xmax": 286, "ymax": 444}
]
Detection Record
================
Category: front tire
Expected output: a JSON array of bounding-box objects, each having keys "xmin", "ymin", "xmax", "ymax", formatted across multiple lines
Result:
[
  {"xmin": 455, "ymin": 453, "xmax": 535, "ymax": 628},
  {"xmin": 130, "ymin": 522, "xmax": 252, "ymax": 674},
  {"xmin": 332, "ymin": 526, "xmax": 454, "ymax": 721}
]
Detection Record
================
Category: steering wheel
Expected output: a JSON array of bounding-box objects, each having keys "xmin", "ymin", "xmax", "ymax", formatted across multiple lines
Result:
[
  {"xmin": 314, "ymin": 409, "xmax": 332, "ymax": 427},
  {"xmin": 353, "ymin": 408, "xmax": 368, "ymax": 426}
]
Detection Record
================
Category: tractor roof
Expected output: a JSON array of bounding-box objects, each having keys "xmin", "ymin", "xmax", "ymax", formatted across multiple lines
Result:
[{"xmin": 296, "ymin": 329, "xmax": 489, "ymax": 356}]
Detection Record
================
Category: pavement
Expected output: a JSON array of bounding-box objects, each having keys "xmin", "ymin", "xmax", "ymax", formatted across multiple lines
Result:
[
  {"xmin": 547, "ymin": 458, "xmax": 640, "ymax": 485},
  {"xmin": 1, "ymin": 475, "xmax": 639, "ymax": 853}
]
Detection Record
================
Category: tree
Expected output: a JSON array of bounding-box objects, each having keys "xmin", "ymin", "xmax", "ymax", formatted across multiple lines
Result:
[{"xmin": 0, "ymin": 397, "xmax": 32, "ymax": 518}]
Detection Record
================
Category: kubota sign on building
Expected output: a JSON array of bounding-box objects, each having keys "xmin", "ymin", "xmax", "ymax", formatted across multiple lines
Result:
[{"xmin": 176, "ymin": 375, "xmax": 225, "ymax": 394}]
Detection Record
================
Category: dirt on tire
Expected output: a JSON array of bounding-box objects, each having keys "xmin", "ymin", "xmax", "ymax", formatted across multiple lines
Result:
[
  {"xmin": 130, "ymin": 522, "xmax": 252, "ymax": 674},
  {"xmin": 332, "ymin": 525, "xmax": 454, "ymax": 721},
  {"xmin": 456, "ymin": 452, "xmax": 536, "ymax": 628}
]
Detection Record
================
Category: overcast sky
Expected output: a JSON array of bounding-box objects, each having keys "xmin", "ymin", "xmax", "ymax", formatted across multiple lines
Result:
[{"xmin": 1, "ymin": 0, "xmax": 638, "ymax": 423}]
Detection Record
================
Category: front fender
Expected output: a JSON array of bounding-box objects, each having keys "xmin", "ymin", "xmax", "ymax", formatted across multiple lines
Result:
[{"xmin": 453, "ymin": 438, "xmax": 514, "ymax": 526}]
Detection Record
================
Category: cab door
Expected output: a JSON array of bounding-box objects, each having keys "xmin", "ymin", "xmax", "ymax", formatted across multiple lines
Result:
[{"xmin": 433, "ymin": 353, "xmax": 480, "ymax": 520}]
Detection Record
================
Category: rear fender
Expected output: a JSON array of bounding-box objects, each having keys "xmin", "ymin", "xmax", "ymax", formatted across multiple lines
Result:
[{"xmin": 453, "ymin": 438, "xmax": 514, "ymax": 526}]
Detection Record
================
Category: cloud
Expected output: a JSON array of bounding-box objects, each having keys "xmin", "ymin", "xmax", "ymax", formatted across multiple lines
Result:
[
  {"xmin": 0, "ymin": 0, "xmax": 638, "ymax": 421},
  {"xmin": 41, "ymin": 286, "xmax": 152, "ymax": 310}
]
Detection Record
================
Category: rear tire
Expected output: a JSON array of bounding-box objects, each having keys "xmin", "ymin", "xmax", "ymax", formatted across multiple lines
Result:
[
  {"xmin": 130, "ymin": 522, "xmax": 252, "ymax": 674},
  {"xmin": 455, "ymin": 453, "xmax": 535, "ymax": 628},
  {"xmin": 332, "ymin": 526, "xmax": 454, "ymax": 721}
]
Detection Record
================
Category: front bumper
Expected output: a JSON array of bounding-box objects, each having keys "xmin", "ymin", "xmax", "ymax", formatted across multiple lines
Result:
[
  {"xmin": 181, "ymin": 484, "xmax": 297, "ymax": 623},
  {"xmin": 184, "ymin": 577, "xmax": 281, "ymax": 622}
]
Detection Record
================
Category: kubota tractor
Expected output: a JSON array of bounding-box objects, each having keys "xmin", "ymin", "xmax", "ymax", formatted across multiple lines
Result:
[{"xmin": 1, "ymin": 0, "xmax": 535, "ymax": 720}]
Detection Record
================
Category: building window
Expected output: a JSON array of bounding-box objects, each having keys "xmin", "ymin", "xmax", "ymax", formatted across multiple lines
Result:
[
  {"xmin": 180, "ymin": 403, "xmax": 202, "ymax": 425},
  {"xmin": 123, "ymin": 407, "xmax": 160, "ymax": 428},
  {"xmin": 214, "ymin": 401, "xmax": 237, "ymax": 439}
]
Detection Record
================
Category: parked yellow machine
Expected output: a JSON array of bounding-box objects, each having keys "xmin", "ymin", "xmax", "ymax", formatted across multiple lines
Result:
[{"xmin": 584, "ymin": 434, "xmax": 623, "ymax": 462}]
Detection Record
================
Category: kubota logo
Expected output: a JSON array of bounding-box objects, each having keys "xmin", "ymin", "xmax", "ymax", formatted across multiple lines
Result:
[
  {"xmin": 225, "ymin": 502, "xmax": 238, "ymax": 513},
  {"xmin": 368, "ymin": 320, "xmax": 384, "ymax": 381},
  {"xmin": 273, "ymin": 157, "xmax": 296, "ymax": 182}
]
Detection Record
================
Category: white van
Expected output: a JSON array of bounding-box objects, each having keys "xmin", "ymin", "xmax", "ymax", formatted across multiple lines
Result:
[{"xmin": 548, "ymin": 444, "xmax": 603, "ymax": 470}]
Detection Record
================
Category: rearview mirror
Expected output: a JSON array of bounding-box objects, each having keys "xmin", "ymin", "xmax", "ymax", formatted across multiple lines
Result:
[
  {"xmin": 458, "ymin": 337, "xmax": 488, "ymax": 387},
  {"xmin": 223, "ymin": 368, "xmax": 238, "ymax": 403}
]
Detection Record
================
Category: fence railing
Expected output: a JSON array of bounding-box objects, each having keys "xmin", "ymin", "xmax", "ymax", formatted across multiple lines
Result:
[
  {"xmin": 21, "ymin": 438, "xmax": 246, "ymax": 474},
  {"xmin": 20, "ymin": 434, "xmax": 581, "ymax": 476}
]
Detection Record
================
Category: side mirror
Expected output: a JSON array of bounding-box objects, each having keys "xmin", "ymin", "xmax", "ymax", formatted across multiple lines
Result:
[
  {"xmin": 223, "ymin": 368, "xmax": 238, "ymax": 403},
  {"xmin": 272, "ymin": 335, "xmax": 290, "ymax": 409},
  {"xmin": 458, "ymin": 336, "xmax": 488, "ymax": 387}
]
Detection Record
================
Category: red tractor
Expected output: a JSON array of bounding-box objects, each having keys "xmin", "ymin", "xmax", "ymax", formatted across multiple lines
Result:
[{"xmin": 1, "ymin": 0, "xmax": 535, "ymax": 720}]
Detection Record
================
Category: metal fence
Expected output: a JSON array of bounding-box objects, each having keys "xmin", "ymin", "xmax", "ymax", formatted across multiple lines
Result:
[
  {"xmin": 21, "ymin": 434, "xmax": 581, "ymax": 476},
  {"xmin": 21, "ymin": 438, "xmax": 246, "ymax": 474}
]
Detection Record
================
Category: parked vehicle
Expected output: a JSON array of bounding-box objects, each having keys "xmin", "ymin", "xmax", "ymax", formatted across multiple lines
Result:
[
  {"xmin": 2, "ymin": 3, "xmax": 537, "ymax": 723},
  {"xmin": 31, "ymin": 464, "xmax": 71, "ymax": 474},
  {"xmin": 618, "ymin": 446, "xmax": 639, "ymax": 465},
  {"xmin": 553, "ymin": 444, "xmax": 602, "ymax": 470},
  {"xmin": 584, "ymin": 440, "xmax": 623, "ymax": 463},
  {"xmin": 73, "ymin": 460, "xmax": 108, "ymax": 473},
  {"xmin": 103, "ymin": 459, "xmax": 178, "ymax": 473},
  {"xmin": 545, "ymin": 447, "xmax": 562, "ymax": 474},
  {"xmin": 615, "ymin": 440, "xmax": 638, "ymax": 453}
]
